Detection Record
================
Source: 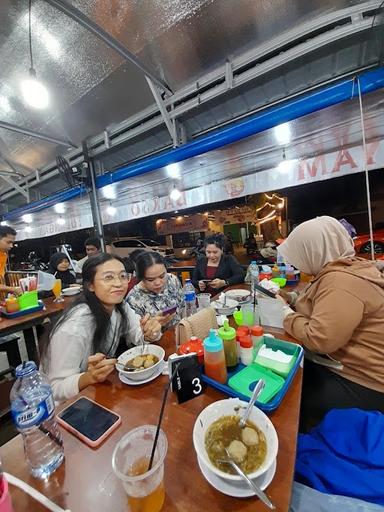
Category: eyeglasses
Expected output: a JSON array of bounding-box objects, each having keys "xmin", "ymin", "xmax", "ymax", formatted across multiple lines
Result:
[{"xmin": 98, "ymin": 272, "xmax": 131, "ymax": 283}]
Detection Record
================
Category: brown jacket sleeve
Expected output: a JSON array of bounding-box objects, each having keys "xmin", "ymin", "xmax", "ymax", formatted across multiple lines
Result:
[{"xmin": 283, "ymin": 275, "xmax": 365, "ymax": 354}]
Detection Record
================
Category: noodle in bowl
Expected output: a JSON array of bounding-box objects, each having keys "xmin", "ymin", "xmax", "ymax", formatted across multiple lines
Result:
[{"xmin": 193, "ymin": 398, "xmax": 278, "ymax": 481}]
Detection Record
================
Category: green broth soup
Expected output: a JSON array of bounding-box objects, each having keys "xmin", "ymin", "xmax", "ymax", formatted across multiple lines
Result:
[{"xmin": 205, "ymin": 415, "xmax": 266, "ymax": 474}]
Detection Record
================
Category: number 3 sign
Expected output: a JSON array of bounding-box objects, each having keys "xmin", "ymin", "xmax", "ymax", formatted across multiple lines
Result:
[{"xmin": 170, "ymin": 354, "xmax": 205, "ymax": 404}]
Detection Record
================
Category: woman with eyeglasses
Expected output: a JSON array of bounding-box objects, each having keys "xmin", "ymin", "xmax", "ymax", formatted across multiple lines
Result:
[
  {"xmin": 40, "ymin": 253, "xmax": 162, "ymax": 403},
  {"xmin": 127, "ymin": 251, "xmax": 185, "ymax": 329}
]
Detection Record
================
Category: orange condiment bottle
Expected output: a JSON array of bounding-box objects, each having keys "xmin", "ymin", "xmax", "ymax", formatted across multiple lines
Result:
[
  {"xmin": 203, "ymin": 329, "xmax": 227, "ymax": 384},
  {"xmin": 5, "ymin": 295, "xmax": 20, "ymax": 314}
]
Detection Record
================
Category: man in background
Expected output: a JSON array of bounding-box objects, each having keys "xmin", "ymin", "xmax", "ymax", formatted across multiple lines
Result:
[
  {"xmin": 0, "ymin": 225, "xmax": 21, "ymax": 295},
  {"xmin": 75, "ymin": 237, "xmax": 102, "ymax": 273}
]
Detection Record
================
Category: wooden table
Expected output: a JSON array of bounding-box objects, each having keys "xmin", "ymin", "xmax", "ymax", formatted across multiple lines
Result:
[
  {"xmin": 0, "ymin": 297, "xmax": 70, "ymax": 362},
  {"xmin": 0, "ymin": 324, "xmax": 302, "ymax": 512}
]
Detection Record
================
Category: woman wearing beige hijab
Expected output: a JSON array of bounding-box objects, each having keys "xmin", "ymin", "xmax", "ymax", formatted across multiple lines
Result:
[{"xmin": 278, "ymin": 216, "xmax": 384, "ymax": 430}]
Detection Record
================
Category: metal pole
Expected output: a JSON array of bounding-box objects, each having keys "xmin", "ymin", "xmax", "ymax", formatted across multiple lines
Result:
[
  {"xmin": 82, "ymin": 141, "xmax": 106, "ymax": 251},
  {"xmin": 45, "ymin": 0, "xmax": 173, "ymax": 96},
  {"xmin": 0, "ymin": 120, "xmax": 77, "ymax": 148}
]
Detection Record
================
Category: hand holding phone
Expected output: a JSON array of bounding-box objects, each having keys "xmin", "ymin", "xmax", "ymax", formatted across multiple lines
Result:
[{"xmin": 162, "ymin": 305, "xmax": 177, "ymax": 316}]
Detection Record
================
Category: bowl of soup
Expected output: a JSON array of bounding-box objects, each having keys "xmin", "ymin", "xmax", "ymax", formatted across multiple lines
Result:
[
  {"xmin": 116, "ymin": 345, "xmax": 165, "ymax": 381},
  {"xmin": 193, "ymin": 398, "xmax": 278, "ymax": 481}
]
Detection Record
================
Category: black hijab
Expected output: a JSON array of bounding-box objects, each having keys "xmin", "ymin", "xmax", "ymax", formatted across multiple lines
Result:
[{"xmin": 48, "ymin": 252, "xmax": 76, "ymax": 287}]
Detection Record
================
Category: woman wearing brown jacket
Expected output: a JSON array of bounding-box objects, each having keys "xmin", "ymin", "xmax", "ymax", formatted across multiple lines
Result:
[{"xmin": 277, "ymin": 216, "xmax": 384, "ymax": 430}]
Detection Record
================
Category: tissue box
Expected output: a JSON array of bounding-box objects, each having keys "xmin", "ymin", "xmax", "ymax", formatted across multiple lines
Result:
[{"xmin": 254, "ymin": 338, "xmax": 300, "ymax": 377}]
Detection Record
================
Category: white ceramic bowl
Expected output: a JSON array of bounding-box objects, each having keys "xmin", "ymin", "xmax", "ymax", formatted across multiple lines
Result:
[
  {"xmin": 210, "ymin": 298, "xmax": 238, "ymax": 315},
  {"xmin": 193, "ymin": 398, "xmax": 278, "ymax": 482},
  {"xmin": 116, "ymin": 345, "xmax": 165, "ymax": 382},
  {"xmin": 225, "ymin": 289, "xmax": 251, "ymax": 302},
  {"xmin": 62, "ymin": 286, "xmax": 81, "ymax": 296}
]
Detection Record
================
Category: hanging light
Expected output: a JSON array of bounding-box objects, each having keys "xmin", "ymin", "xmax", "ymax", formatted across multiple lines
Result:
[
  {"xmin": 170, "ymin": 184, "xmax": 181, "ymax": 201},
  {"xmin": 166, "ymin": 163, "xmax": 181, "ymax": 179},
  {"xmin": 274, "ymin": 123, "xmax": 291, "ymax": 145},
  {"xmin": 22, "ymin": 214, "xmax": 32, "ymax": 223},
  {"xmin": 21, "ymin": 0, "xmax": 49, "ymax": 109},
  {"xmin": 278, "ymin": 149, "xmax": 297, "ymax": 174},
  {"xmin": 107, "ymin": 205, "xmax": 116, "ymax": 216},
  {"xmin": 102, "ymin": 184, "xmax": 116, "ymax": 200},
  {"xmin": 56, "ymin": 217, "xmax": 65, "ymax": 225},
  {"xmin": 54, "ymin": 202, "xmax": 65, "ymax": 214}
]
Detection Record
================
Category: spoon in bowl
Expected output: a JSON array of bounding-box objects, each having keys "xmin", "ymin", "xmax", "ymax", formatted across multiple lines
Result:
[
  {"xmin": 218, "ymin": 450, "xmax": 275, "ymax": 510},
  {"xmin": 239, "ymin": 379, "xmax": 265, "ymax": 428}
]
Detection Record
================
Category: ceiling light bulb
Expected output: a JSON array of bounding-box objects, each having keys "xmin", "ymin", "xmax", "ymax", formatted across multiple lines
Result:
[
  {"xmin": 21, "ymin": 69, "xmax": 49, "ymax": 109},
  {"xmin": 166, "ymin": 163, "xmax": 181, "ymax": 179},
  {"xmin": 170, "ymin": 187, "xmax": 181, "ymax": 201},
  {"xmin": 54, "ymin": 203, "xmax": 65, "ymax": 214},
  {"xmin": 22, "ymin": 214, "xmax": 32, "ymax": 223},
  {"xmin": 25, "ymin": 226, "xmax": 32, "ymax": 233},
  {"xmin": 107, "ymin": 206, "xmax": 116, "ymax": 216},
  {"xmin": 56, "ymin": 217, "xmax": 65, "ymax": 225},
  {"xmin": 274, "ymin": 123, "xmax": 291, "ymax": 145},
  {"xmin": 278, "ymin": 158, "xmax": 297, "ymax": 174},
  {"xmin": 102, "ymin": 184, "xmax": 116, "ymax": 200}
]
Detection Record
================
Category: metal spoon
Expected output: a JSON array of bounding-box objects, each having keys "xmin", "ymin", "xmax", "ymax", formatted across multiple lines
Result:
[
  {"xmin": 219, "ymin": 450, "xmax": 275, "ymax": 510},
  {"xmin": 115, "ymin": 362, "xmax": 137, "ymax": 372},
  {"xmin": 239, "ymin": 379, "xmax": 265, "ymax": 428}
]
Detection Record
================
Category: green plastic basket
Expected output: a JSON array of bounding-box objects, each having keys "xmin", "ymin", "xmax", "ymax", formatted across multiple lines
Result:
[{"xmin": 18, "ymin": 291, "xmax": 39, "ymax": 310}]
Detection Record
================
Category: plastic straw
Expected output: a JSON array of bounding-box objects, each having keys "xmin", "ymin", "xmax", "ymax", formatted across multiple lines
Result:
[
  {"xmin": 147, "ymin": 362, "xmax": 180, "ymax": 471},
  {"xmin": 5, "ymin": 472, "xmax": 71, "ymax": 512}
]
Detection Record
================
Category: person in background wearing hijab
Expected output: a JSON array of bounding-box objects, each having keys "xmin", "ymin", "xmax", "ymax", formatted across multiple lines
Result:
[
  {"xmin": 277, "ymin": 216, "xmax": 384, "ymax": 430},
  {"xmin": 48, "ymin": 252, "xmax": 76, "ymax": 288}
]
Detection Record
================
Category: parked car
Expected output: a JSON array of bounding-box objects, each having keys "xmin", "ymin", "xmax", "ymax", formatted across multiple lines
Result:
[
  {"xmin": 353, "ymin": 230, "xmax": 384, "ymax": 260},
  {"xmin": 106, "ymin": 238, "xmax": 174, "ymax": 259}
]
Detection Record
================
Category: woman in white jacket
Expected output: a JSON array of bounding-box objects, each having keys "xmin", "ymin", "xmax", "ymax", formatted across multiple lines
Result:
[{"xmin": 40, "ymin": 253, "xmax": 161, "ymax": 403}]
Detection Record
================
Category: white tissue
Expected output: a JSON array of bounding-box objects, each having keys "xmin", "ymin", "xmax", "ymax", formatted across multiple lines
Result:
[
  {"xmin": 216, "ymin": 315, "xmax": 228, "ymax": 326},
  {"xmin": 258, "ymin": 344, "xmax": 293, "ymax": 363}
]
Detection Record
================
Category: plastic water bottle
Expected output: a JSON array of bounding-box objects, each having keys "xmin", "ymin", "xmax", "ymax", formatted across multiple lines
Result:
[
  {"xmin": 249, "ymin": 261, "xmax": 259, "ymax": 294},
  {"xmin": 10, "ymin": 362, "xmax": 64, "ymax": 479},
  {"xmin": 184, "ymin": 279, "xmax": 197, "ymax": 317}
]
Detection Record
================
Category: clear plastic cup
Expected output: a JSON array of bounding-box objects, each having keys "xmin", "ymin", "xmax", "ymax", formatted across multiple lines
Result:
[
  {"xmin": 112, "ymin": 425, "xmax": 167, "ymax": 512},
  {"xmin": 241, "ymin": 304, "xmax": 259, "ymax": 326},
  {"xmin": 197, "ymin": 293, "xmax": 211, "ymax": 310}
]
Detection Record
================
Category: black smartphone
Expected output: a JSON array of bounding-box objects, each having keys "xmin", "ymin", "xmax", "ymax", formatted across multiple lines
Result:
[
  {"xmin": 162, "ymin": 305, "xmax": 177, "ymax": 316},
  {"xmin": 57, "ymin": 397, "xmax": 121, "ymax": 447},
  {"xmin": 202, "ymin": 279, "xmax": 212, "ymax": 284}
]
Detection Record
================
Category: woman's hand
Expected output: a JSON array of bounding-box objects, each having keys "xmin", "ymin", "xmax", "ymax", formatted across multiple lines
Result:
[
  {"xmin": 275, "ymin": 294, "xmax": 288, "ymax": 305},
  {"xmin": 140, "ymin": 314, "xmax": 162, "ymax": 341},
  {"xmin": 155, "ymin": 313, "xmax": 175, "ymax": 327},
  {"xmin": 79, "ymin": 352, "xmax": 117, "ymax": 390},
  {"xmin": 210, "ymin": 278, "xmax": 227, "ymax": 289},
  {"xmin": 198, "ymin": 280, "xmax": 206, "ymax": 291},
  {"xmin": 10, "ymin": 286, "xmax": 22, "ymax": 296}
]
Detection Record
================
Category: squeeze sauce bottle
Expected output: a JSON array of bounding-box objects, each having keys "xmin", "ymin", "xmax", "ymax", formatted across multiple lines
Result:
[{"xmin": 203, "ymin": 329, "xmax": 227, "ymax": 384}]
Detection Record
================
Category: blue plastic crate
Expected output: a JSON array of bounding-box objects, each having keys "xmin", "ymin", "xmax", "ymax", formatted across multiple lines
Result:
[
  {"xmin": 0, "ymin": 300, "xmax": 45, "ymax": 319},
  {"xmin": 200, "ymin": 339, "xmax": 303, "ymax": 412}
]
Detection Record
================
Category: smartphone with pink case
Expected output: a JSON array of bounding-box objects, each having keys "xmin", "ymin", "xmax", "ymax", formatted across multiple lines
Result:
[{"xmin": 57, "ymin": 396, "xmax": 121, "ymax": 448}]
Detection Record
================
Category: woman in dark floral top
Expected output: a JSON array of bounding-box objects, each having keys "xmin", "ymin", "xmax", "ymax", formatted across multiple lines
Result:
[{"xmin": 127, "ymin": 252, "xmax": 185, "ymax": 329}]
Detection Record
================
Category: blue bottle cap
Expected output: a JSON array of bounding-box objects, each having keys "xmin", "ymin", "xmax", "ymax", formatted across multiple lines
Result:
[
  {"xmin": 15, "ymin": 361, "xmax": 37, "ymax": 378},
  {"xmin": 204, "ymin": 329, "xmax": 223, "ymax": 353}
]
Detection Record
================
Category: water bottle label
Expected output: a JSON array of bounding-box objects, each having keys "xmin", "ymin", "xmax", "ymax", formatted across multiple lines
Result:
[
  {"xmin": 185, "ymin": 292, "xmax": 195, "ymax": 301},
  {"xmin": 12, "ymin": 395, "xmax": 54, "ymax": 429}
]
